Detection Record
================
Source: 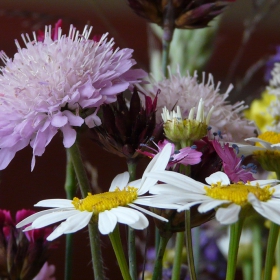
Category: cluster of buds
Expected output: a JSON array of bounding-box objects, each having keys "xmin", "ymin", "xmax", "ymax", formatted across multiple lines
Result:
[
  {"xmin": 0, "ymin": 209, "xmax": 54, "ymax": 280},
  {"xmin": 127, "ymin": 0, "xmax": 235, "ymax": 29}
]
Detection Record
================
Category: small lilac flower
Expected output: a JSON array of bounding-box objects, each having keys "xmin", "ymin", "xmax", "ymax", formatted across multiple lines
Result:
[
  {"xmin": 265, "ymin": 46, "xmax": 280, "ymax": 82},
  {"xmin": 212, "ymin": 140, "xmax": 255, "ymax": 182},
  {"xmin": 0, "ymin": 24, "xmax": 146, "ymax": 170},
  {"xmin": 139, "ymin": 139, "xmax": 202, "ymax": 168}
]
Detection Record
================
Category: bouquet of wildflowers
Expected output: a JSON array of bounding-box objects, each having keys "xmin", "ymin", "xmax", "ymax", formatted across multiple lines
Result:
[{"xmin": 1, "ymin": 0, "xmax": 280, "ymax": 279}]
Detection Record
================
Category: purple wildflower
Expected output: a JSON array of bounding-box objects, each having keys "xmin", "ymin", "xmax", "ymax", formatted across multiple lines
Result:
[
  {"xmin": 212, "ymin": 140, "xmax": 255, "ymax": 182},
  {"xmin": 265, "ymin": 46, "xmax": 280, "ymax": 82},
  {"xmin": 139, "ymin": 139, "xmax": 202, "ymax": 168},
  {"xmin": 0, "ymin": 24, "xmax": 146, "ymax": 170}
]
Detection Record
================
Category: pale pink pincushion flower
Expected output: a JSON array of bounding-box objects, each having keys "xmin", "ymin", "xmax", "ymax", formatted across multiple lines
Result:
[
  {"xmin": 0, "ymin": 25, "xmax": 146, "ymax": 170},
  {"xmin": 139, "ymin": 68, "xmax": 256, "ymax": 142}
]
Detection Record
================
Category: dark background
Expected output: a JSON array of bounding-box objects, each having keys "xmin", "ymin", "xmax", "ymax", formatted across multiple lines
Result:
[{"xmin": 0, "ymin": 0, "xmax": 280, "ymax": 278}]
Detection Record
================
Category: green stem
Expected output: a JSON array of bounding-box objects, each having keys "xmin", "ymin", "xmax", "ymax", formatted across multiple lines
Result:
[
  {"xmin": 152, "ymin": 235, "xmax": 171, "ymax": 280},
  {"xmin": 242, "ymin": 260, "xmax": 252, "ymax": 280},
  {"xmin": 252, "ymin": 223, "xmax": 262, "ymax": 280},
  {"xmin": 64, "ymin": 149, "xmax": 77, "ymax": 280},
  {"xmin": 263, "ymin": 222, "xmax": 279, "ymax": 280},
  {"xmin": 109, "ymin": 225, "xmax": 132, "ymax": 280},
  {"xmin": 67, "ymin": 141, "xmax": 104, "ymax": 280},
  {"xmin": 127, "ymin": 161, "xmax": 138, "ymax": 280},
  {"xmin": 162, "ymin": 0, "xmax": 175, "ymax": 77},
  {"xmin": 276, "ymin": 237, "xmax": 280, "ymax": 280},
  {"xmin": 185, "ymin": 210, "xmax": 197, "ymax": 280},
  {"xmin": 225, "ymin": 218, "xmax": 244, "ymax": 280},
  {"xmin": 192, "ymin": 227, "xmax": 200, "ymax": 274},
  {"xmin": 171, "ymin": 232, "xmax": 185, "ymax": 280}
]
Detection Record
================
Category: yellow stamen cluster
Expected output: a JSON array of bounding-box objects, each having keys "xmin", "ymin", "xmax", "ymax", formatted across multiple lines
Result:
[
  {"xmin": 257, "ymin": 131, "xmax": 280, "ymax": 145},
  {"xmin": 204, "ymin": 182, "xmax": 274, "ymax": 206},
  {"xmin": 72, "ymin": 187, "xmax": 138, "ymax": 214}
]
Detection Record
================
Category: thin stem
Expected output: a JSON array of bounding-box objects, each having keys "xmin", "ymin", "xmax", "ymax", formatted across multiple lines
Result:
[
  {"xmin": 162, "ymin": 0, "xmax": 175, "ymax": 77},
  {"xmin": 225, "ymin": 218, "xmax": 244, "ymax": 280},
  {"xmin": 242, "ymin": 260, "xmax": 252, "ymax": 280},
  {"xmin": 252, "ymin": 223, "xmax": 262, "ymax": 280},
  {"xmin": 64, "ymin": 149, "xmax": 77, "ymax": 280},
  {"xmin": 67, "ymin": 141, "xmax": 104, "ymax": 280},
  {"xmin": 263, "ymin": 222, "xmax": 279, "ymax": 280},
  {"xmin": 276, "ymin": 237, "xmax": 280, "ymax": 280},
  {"xmin": 185, "ymin": 210, "xmax": 197, "ymax": 280},
  {"xmin": 127, "ymin": 161, "xmax": 138, "ymax": 280},
  {"xmin": 152, "ymin": 235, "xmax": 171, "ymax": 280},
  {"xmin": 171, "ymin": 232, "xmax": 185, "ymax": 280},
  {"xmin": 109, "ymin": 225, "xmax": 132, "ymax": 280}
]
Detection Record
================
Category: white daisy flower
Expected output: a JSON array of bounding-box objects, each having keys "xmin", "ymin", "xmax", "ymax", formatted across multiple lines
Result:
[
  {"xmin": 17, "ymin": 144, "xmax": 178, "ymax": 240},
  {"xmin": 147, "ymin": 170, "xmax": 280, "ymax": 225}
]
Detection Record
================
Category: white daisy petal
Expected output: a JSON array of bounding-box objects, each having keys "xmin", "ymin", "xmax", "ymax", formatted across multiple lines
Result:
[
  {"xmin": 109, "ymin": 172, "xmax": 130, "ymax": 191},
  {"xmin": 249, "ymin": 179, "xmax": 279, "ymax": 187},
  {"xmin": 128, "ymin": 211, "xmax": 149, "ymax": 230},
  {"xmin": 47, "ymin": 221, "xmax": 70, "ymax": 241},
  {"xmin": 248, "ymin": 194, "xmax": 280, "ymax": 225},
  {"xmin": 16, "ymin": 208, "xmax": 62, "ymax": 228},
  {"xmin": 205, "ymin": 172, "xmax": 230, "ymax": 185},
  {"xmin": 146, "ymin": 171, "xmax": 205, "ymax": 193},
  {"xmin": 215, "ymin": 204, "xmax": 241, "ymax": 224},
  {"xmin": 110, "ymin": 207, "xmax": 139, "ymax": 224},
  {"xmin": 98, "ymin": 210, "xmax": 118, "ymax": 235},
  {"xmin": 134, "ymin": 197, "xmax": 181, "ymax": 209},
  {"xmin": 149, "ymin": 184, "xmax": 188, "ymax": 195},
  {"xmin": 198, "ymin": 199, "xmax": 229, "ymax": 213},
  {"xmin": 32, "ymin": 210, "xmax": 80, "ymax": 228},
  {"xmin": 63, "ymin": 211, "xmax": 93, "ymax": 233},
  {"xmin": 128, "ymin": 203, "xmax": 168, "ymax": 222},
  {"xmin": 177, "ymin": 201, "xmax": 203, "ymax": 212},
  {"xmin": 139, "ymin": 144, "xmax": 172, "ymax": 194},
  {"xmin": 34, "ymin": 199, "xmax": 73, "ymax": 208}
]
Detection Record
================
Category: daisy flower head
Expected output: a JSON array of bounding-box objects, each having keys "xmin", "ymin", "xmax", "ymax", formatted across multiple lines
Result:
[
  {"xmin": 148, "ymin": 170, "xmax": 280, "ymax": 225},
  {"xmin": 161, "ymin": 98, "xmax": 214, "ymax": 143},
  {"xmin": 237, "ymin": 131, "xmax": 280, "ymax": 172},
  {"xmin": 16, "ymin": 144, "xmax": 179, "ymax": 239},
  {"xmin": 0, "ymin": 24, "xmax": 146, "ymax": 170},
  {"xmin": 140, "ymin": 68, "xmax": 256, "ymax": 142}
]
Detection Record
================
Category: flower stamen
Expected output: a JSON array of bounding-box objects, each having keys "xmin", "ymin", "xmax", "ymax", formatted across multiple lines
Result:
[
  {"xmin": 204, "ymin": 182, "xmax": 274, "ymax": 206},
  {"xmin": 72, "ymin": 186, "xmax": 138, "ymax": 214}
]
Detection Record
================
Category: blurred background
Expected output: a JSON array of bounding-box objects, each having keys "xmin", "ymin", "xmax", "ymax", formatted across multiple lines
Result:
[{"xmin": 0, "ymin": 0, "xmax": 280, "ymax": 278}]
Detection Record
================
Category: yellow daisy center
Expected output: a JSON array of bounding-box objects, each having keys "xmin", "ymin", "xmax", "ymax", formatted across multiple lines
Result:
[
  {"xmin": 204, "ymin": 182, "xmax": 274, "ymax": 206},
  {"xmin": 72, "ymin": 187, "xmax": 138, "ymax": 214},
  {"xmin": 256, "ymin": 131, "xmax": 280, "ymax": 146}
]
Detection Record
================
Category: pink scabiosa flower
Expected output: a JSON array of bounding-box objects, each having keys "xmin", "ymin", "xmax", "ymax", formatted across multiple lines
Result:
[
  {"xmin": 0, "ymin": 209, "xmax": 55, "ymax": 279},
  {"xmin": 212, "ymin": 140, "xmax": 256, "ymax": 183},
  {"xmin": 139, "ymin": 68, "xmax": 256, "ymax": 142},
  {"xmin": 33, "ymin": 262, "xmax": 55, "ymax": 280},
  {"xmin": 139, "ymin": 139, "xmax": 202, "ymax": 169},
  {"xmin": 0, "ymin": 24, "xmax": 146, "ymax": 170}
]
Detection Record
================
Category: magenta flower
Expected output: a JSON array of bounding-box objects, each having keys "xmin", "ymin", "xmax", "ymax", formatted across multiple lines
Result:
[
  {"xmin": 139, "ymin": 139, "xmax": 202, "ymax": 168},
  {"xmin": 212, "ymin": 140, "xmax": 256, "ymax": 183},
  {"xmin": 0, "ymin": 24, "xmax": 146, "ymax": 170},
  {"xmin": 0, "ymin": 209, "xmax": 54, "ymax": 279}
]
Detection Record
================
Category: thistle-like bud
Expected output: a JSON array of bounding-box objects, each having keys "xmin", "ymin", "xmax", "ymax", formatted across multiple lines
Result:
[
  {"xmin": 127, "ymin": 0, "xmax": 235, "ymax": 29},
  {"xmin": 91, "ymin": 88, "xmax": 163, "ymax": 162}
]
